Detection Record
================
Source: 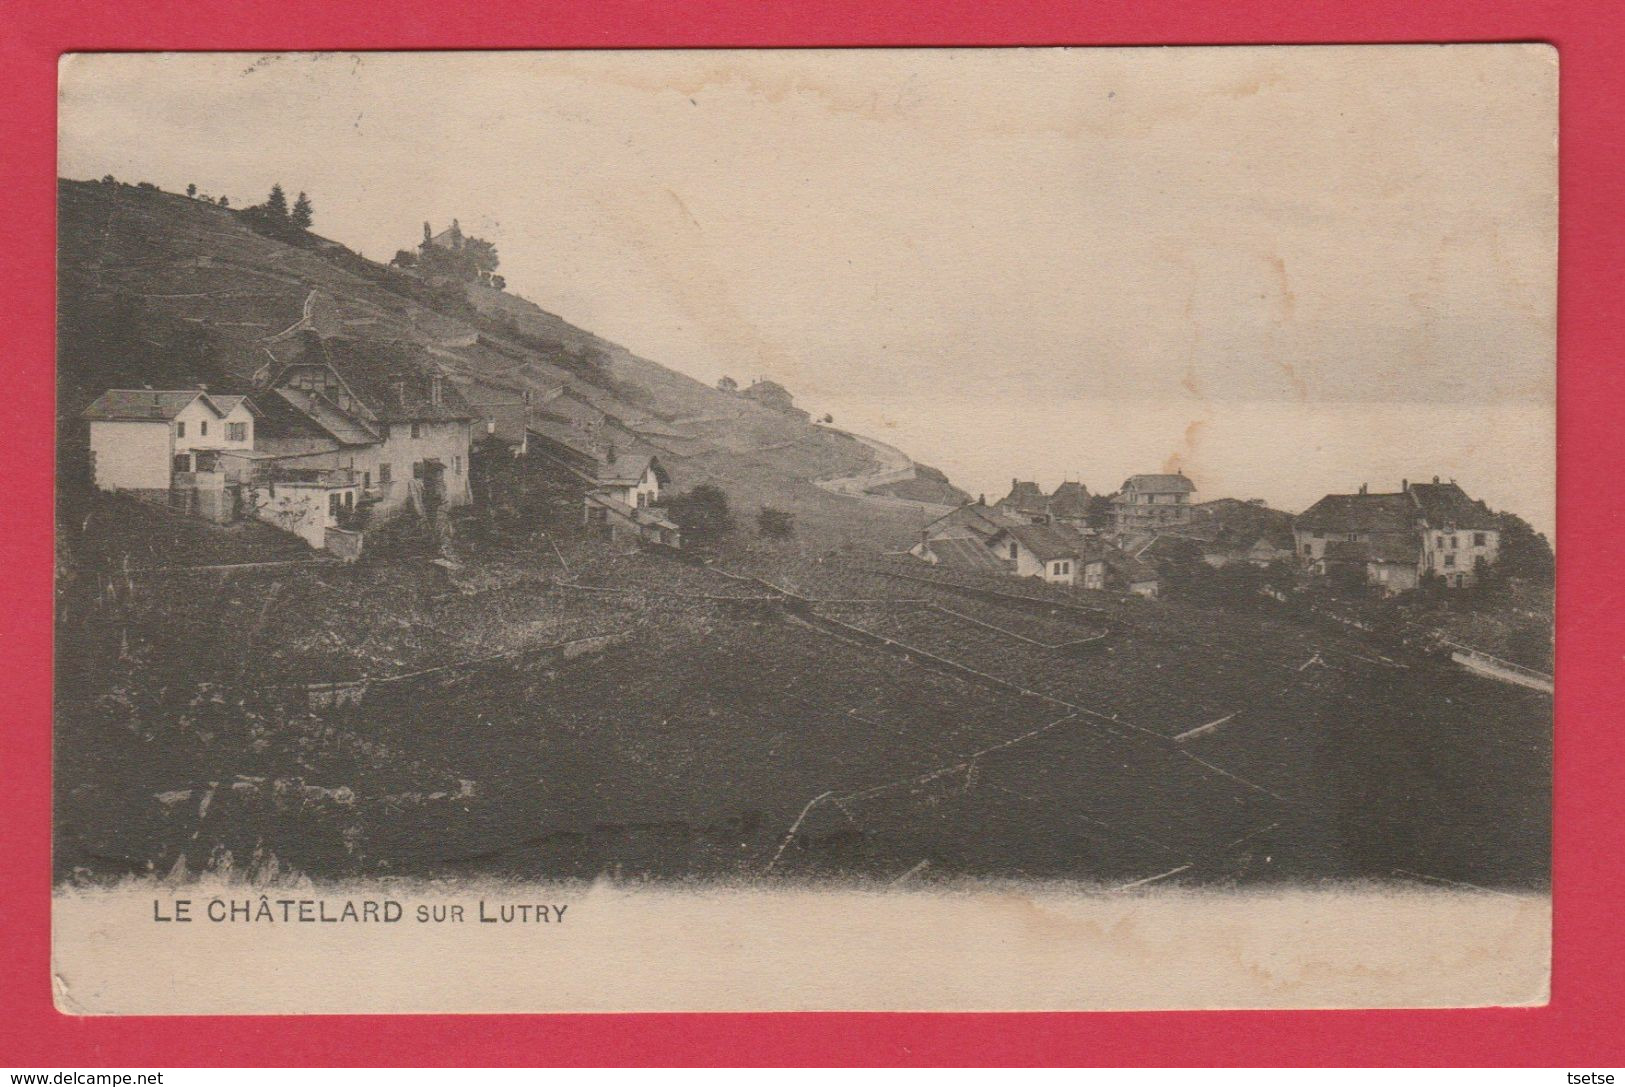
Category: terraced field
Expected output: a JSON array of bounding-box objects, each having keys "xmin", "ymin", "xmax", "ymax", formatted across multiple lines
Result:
[{"xmin": 56, "ymin": 536, "xmax": 1550, "ymax": 890}]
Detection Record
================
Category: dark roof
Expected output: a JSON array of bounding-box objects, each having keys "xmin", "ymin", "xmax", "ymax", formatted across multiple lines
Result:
[
  {"xmin": 597, "ymin": 453, "xmax": 670, "ymax": 488},
  {"xmin": 1295, "ymin": 491, "xmax": 1418, "ymax": 534},
  {"xmin": 252, "ymin": 388, "xmax": 337, "ymax": 444},
  {"xmin": 1408, "ymin": 481, "xmax": 1498, "ymax": 531},
  {"xmin": 924, "ymin": 536, "xmax": 1010, "ymax": 573},
  {"xmin": 1320, "ymin": 540, "xmax": 1372, "ymax": 563},
  {"xmin": 82, "ymin": 389, "xmax": 221, "ymax": 422},
  {"xmin": 273, "ymin": 387, "xmax": 379, "ymax": 445},
  {"xmin": 1120, "ymin": 473, "xmax": 1195, "ymax": 495},
  {"xmin": 1102, "ymin": 545, "xmax": 1159, "ymax": 585},
  {"xmin": 1048, "ymin": 480, "xmax": 1091, "ymax": 517},
  {"xmin": 997, "ymin": 480, "xmax": 1048, "ymax": 514}
]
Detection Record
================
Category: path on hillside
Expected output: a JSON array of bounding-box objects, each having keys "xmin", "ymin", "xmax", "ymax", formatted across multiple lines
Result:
[{"xmin": 813, "ymin": 427, "xmax": 956, "ymax": 518}]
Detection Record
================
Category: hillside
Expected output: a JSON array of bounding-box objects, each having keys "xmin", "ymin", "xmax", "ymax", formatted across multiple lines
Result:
[{"xmin": 56, "ymin": 177, "xmax": 946, "ymax": 550}]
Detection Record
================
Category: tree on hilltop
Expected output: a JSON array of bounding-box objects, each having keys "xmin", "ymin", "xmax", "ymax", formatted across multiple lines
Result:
[
  {"xmin": 290, "ymin": 191, "xmax": 314, "ymax": 231},
  {"xmin": 263, "ymin": 183, "xmax": 289, "ymax": 221}
]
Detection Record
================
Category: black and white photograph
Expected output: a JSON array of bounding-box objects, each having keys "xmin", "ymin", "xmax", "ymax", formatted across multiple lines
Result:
[{"xmin": 51, "ymin": 46, "xmax": 1555, "ymax": 1013}]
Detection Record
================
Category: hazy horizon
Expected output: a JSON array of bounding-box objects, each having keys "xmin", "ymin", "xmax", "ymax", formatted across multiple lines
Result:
[{"xmin": 58, "ymin": 47, "xmax": 1557, "ymax": 535}]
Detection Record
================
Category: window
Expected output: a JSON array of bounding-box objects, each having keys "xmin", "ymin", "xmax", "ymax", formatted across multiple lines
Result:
[
  {"xmin": 175, "ymin": 421, "xmax": 186, "ymax": 439},
  {"xmin": 1303, "ymin": 544, "xmax": 1312, "ymax": 556},
  {"xmin": 412, "ymin": 461, "xmax": 424, "ymax": 480},
  {"xmin": 328, "ymin": 493, "xmax": 341, "ymax": 517},
  {"xmin": 200, "ymin": 421, "xmax": 208, "ymax": 437},
  {"xmin": 379, "ymin": 463, "xmax": 392, "ymax": 484},
  {"xmin": 1474, "ymin": 532, "xmax": 1486, "ymax": 547},
  {"xmin": 411, "ymin": 422, "xmax": 422, "ymax": 439},
  {"xmin": 363, "ymin": 471, "xmax": 371, "ymax": 489},
  {"xmin": 226, "ymin": 422, "xmax": 246, "ymax": 442},
  {"xmin": 1450, "ymin": 535, "xmax": 1459, "ymax": 550},
  {"xmin": 453, "ymin": 455, "xmax": 462, "ymax": 475},
  {"xmin": 1008, "ymin": 542, "xmax": 1018, "ymax": 559},
  {"xmin": 1444, "ymin": 554, "xmax": 1456, "ymax": 568},
  {"xmin": 637, "ymin": 492, "xmax": 647, "ymax": 508}
]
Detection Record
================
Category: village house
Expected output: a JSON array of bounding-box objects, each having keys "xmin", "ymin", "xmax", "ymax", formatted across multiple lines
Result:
[
  {"xmin": 1293, "ymin": 478, "xmax": 1501, "ymax": 593},
  {"xmin": 1047, "ymin": 480, "xmax": 1092, "ymax": 528},
  {"xmin": 1111, "ymin": 473, "xmax": 1196, "ymax": 535},
  {"xmin": 985, "ymin": 522, "xmax": 1096, "ymax": 585}
]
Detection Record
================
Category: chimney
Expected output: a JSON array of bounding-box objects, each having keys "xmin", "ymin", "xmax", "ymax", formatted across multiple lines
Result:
[
  {"xmin": 1358, "ymin": 483, "xmax": 1367, "ymax": 495},
  {"xmin": 393, "ymin": 379, "xmax": 406, "ymax": 408},
  {"xmin": 606, "ymin": 441, "xmax": 617, "ymax": 463},
  {"xmin": 1402, "ymin": 478, "xmax": 1409, "ymax": 492},
  {"xmin": 423, "ymin": 222, "xmax": 432, "ymax": 244},
  {"xmin": 431, "ymin": 374, "xmax": 443, "ymax": 406},
  {"xmin": 1433, "ymin": 475, "xmax": 1440, "ymax": 484}
]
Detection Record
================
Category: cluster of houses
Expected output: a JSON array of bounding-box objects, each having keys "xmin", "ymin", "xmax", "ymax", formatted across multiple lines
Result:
[
  {"xmin": 80, "ymin": 320, "xmax": 1503, "ymax": 599},
  {"xmin": 911, "ymin": 467, "xmax": 1504, "ymax": 600},
  {"xmin": 909, "ymin": 476, "xmax": 1168, "ymax": 597},
  {"xmin": 82, "ymin": 330, "xmax": 678, "ymax": 556}
]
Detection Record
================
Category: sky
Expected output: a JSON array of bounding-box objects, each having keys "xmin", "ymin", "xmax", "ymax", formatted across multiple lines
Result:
[{"xmin": 58, "ymin": 47, "xmax": 1557, "ymax": 534}]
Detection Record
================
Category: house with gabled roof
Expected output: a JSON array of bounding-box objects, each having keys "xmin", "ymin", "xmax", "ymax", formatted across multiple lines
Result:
[
  {"xmin": 83, "ymin": 388, "xmax": 260, "ymax": 493},
  {"xmin": 1294, "ymin": 477, "xmax": 1501, "ymax": 592},
  {"xmin": 1047, "ymin": 480, "xmax": 1092, "ymax": 527},
  {"xmin": 1111, "ymin": 472, "xmax": 1196, "ymax": 535},
  {"xmin": 995, "ymin": 479, "xmax": 1050, "ymax": 523}
]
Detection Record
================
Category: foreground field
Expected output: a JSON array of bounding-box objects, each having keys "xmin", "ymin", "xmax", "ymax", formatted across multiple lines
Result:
[{"xmin": 55, "ymin": 516, "xmax": 1551, "ymax": 891}]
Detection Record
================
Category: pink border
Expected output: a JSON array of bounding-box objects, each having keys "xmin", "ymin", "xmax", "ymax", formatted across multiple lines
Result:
[{"xmin": 3, "ymin": 0, "xmax": 1619, "ymax": 1066}]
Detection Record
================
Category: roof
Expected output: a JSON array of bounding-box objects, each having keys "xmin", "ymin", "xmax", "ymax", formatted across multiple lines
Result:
[
  {"xmin": 1120, "ymin": 473, "xmax": 1195, "ymax": 495},
  {"xmin": 1321, "ymin": 540, "xmax": 1372, "ymax": 563},
  {"xmin": 82, "ymin": 389, "xmax": 241, "ymax": 422},
  {"xmin": 922, "ymin": 503, "xmax": 1024, "ymax": 541},
  {"xmin": 1102, "ymin": 545, "xmax": 1159, "ymax": 585},
  {"xmin": 251, "ymin": 388, "xmax": 338, "ymax": 444},
  {"xmin": 273, "ymin": 387, "xmax": 379, "ymax": 446},
  {"xmin": 923, "ymin": 535, "xmax": 1011, "ymax": 573},
  {"xmin": 997, "ymin": 480, "xmax": 1048, "ymax": 514},
  {"xmin": 586, "ymin": 490, "xmax": 679, "ymax": 531},
  {"xmin": 1295, "ymin": 491, "xmax": 1418, "ymax": 534},
  {"xmin": 741, "ymin": 380, "xmax": 792, "ymax": 401},
  {"xmin": 272, "ymin": 333, "xmax": 476, "ymax": 424},
  {"xmin": 1048, "ymin": 480, "xmax": 1091, "ymax": 517},
  {"xmin": 1408, "ymin": 481, "xmax": 1499, "ymax": 531}
]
